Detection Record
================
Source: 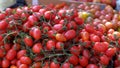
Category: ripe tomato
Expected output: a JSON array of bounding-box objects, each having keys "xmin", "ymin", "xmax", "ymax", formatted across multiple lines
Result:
[
  {"xmin": 0, "ymin": 13, "xmax": 5, "ymax": 20},
  {"xmin": 86, "ymin": 64, "xmax": 98, "ymax": 68},
  {"xmin": 61, "ymin": 62, "xmax": 70, "ymax": 68},
  {"xmin": 47, "ymin": 30, "xmax": 56, "ymax": 39},
  {"xmin": 64, "ymin": 29, "xmax": 76, "ymax": 40},
  {"xmin": 46, "ymin": 40, "xmax": 56, "ymax": 50},
  {"xmin": 80, "ymin": 31, "xmax": 90, "ymax": 41},
  {"xmin": 50, "ymin": 61, "xmax": 60, "ymax": 68},
  {"xmin": 44, "ymin": 11, "xmax": 55, "ymax": 20},
  {"xmin": 32, "ymin": 62, "xmax": 41, "ymax": 68},
  {"xmin": 20, "ymin": 56, "xmax": 32, "ymax": 65},
  {"xmin": 17, "ymin": 50, "xmax": 27, "ymax": 59},
  {"xmin": 93, "ymin": 42, "xmax": 109, "ymax": 52},
  {"xmin": 53, "ymin": 24, "xmax": 63, "ymax": 32},
  {"xmin": 32, "ymin": 5, "xmax": 41, "ymax": 12},
  {"xmin": 32, "ymin": 27, "xmax": 42, "ymax": 40},
  {"xmin": 90, "ymin": 34, "xmax": 100, "ymax": 42},
  {"xmin": 56, "ymin": 42, "xmax": 64, "ymax": 50},
  {"xmin": 105, "ymin": 47, "xmax": 116, "ymax": 57},
  {"xmin": 79, "ymin": 56, "xmax": 88, "ymax": 67},
  {"xmin": 2, "ymin": 59, "xmax": 10, "ymax": 68},
  {"xmin": 70, "ymin": 46, "xmax": 81, "ymax": 56},
  {"xmin": 4, "ymin": 43, "xmax": 11, "ymax": 51},
  {"xmin": 58, "ymin": 9, "xmax": 66, "ymax": 18},
  {"xmin": 82, "ymin": 49, "xmax": 90, "ymax": 59},
  {"xmin": 28, "ymin": 15, "xmax": 38, "ymax": 26},
  {"xmin": 19, "ymin": 64, "xmax": 29, "ymax": 68},
  {"xmin": 97, "ymin": 24, "xmax": 106, "ymax": 34},
  {"xmin": 74, "ymin": 17, "xmax": 84, "ymax": 25},
  {"xmin": 11, "ymin": 59, "xmax": 17, "ymax": 65},
  {"xmin": 24, "ymin": 36, "xmax": 33, "ymax": 47},
  {"xmin": 55, "ymin": 33, "xmax": 66, "ymax": 42},
  {"xmin": 23, "ymin": 22, "xmax": 32, "ymax": 32},
  {"xmin": 74, "ymin": 65, "xmax": 83, "ymax": 68},
  {"xmin": 0, "ymin": 20, "xmax": 8, "ymax": 30},
  {"xmin": 12, "ymin": 43, "xmax": 21, "ymax": 51},
  {"xmin": 67, "ymin": 21, "xmax": 77, "ymax": 30},
  {"xmin": 32, "ymin": 43, "xmax": 43, "ymax": 53},
  {"xmin": 0, "ymin": 48, "xmax": 5, "ymax": 58},
  {"xmin": 85, "ymin": 24, "xmax": 95, "ymax": 33},
  {"xmin": 10, "ymin": 65, "xmax": 17, "ymax": 68},
  {"xmin": 6, "ymin": 49, "xmax": 17, "ymax": 60},
  {"xmin": 100, "ymin": 55, "xmax": 109, "ymax": 65},
  {"xmin": 69, "ymin": 55, "xmax": 79, "ymax": 65}
]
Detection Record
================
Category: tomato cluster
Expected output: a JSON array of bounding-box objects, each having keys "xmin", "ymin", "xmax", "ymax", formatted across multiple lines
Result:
[{"xmin": 0, "ymin": 3, "xmax": 119, "ymax": 68}]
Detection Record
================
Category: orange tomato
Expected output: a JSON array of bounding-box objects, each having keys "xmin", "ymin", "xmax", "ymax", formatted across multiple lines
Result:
[
  {"xmin": 10, "ymin": 65, "xmax": 17, "ymax": 68},
  {"xmin": 55, "ymin": 33, "xmax": 66, "ymax": 42},
  {"xmin": 80, "ymin": 31, "xmax": 90, "ymax": 41}
]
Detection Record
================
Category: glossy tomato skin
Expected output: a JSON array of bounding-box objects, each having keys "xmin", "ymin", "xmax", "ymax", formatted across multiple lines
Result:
[
  {"xmin": 79, "ymin": 56, "xmax": 88, "ymax": 67},
  {"xmin": 28, "ymin": 15, "xmax": 38, "ymax": 26},
  {"xmin": 50, "ymin": 62, "xmax": 60, "ymax": 68},
  {"xmin": 32, "ymin": 43, "xmax": 42, "ymax": 53},
  {"xmin": 56, "ymin": 42, "xmax": 64, "ymax": 50},
  {"xmin": 19, "ymin": 64, "xmax": 29, "ymax": 68},
  {"xmin": 74, "ymin": 65, "xmax": 83, "ymax": 68},
  {"xmin": 32, "ymin": 27, "xmax": 42, "ymax": 40},
  {"xmin": 32, "ymin": 62, "xmax": 41, "ymax": 68},
  {"xmin": 0, "ymin": 48, "xmax": 5, "ymax": 58},
  {"xmin": 2, "ymin": 59, "xmax": 10, "ymax": 68},
  {"xmin": 0, "ymin": 20, "xmax": 8, "ymax": 30},
  {"xmin": 86, "ymin": 64, "xmax": 98, "ymax": 68},
  {"xmin": 4, "ymin": 43, "xmax": 11, "ymax": 52},
  {"xmin": 61, "ymin": 62, "xmax": 70, "ymax": 68},
  {"xmin": 105, "ymin": 47, "xmax": 116, "ymax": 57},
  {"xmin": 70, "ymin": 46, "xmax": 81, "ymax": 56},
  {"xmin": 82, "ymin": 49, "xmax": 90, "ymax": 59},
  {"xmin": 74, "ymin": 17, "xmax": 84, "ymax": 25},
  {"xmin": 0, "ymin": 13, "xmax": 5, "ymax": 20},
  {"xmin": 46, "ymin": 40, "xmax": 56, "ymax": 50},
  {"xmin": 20, "ymin": 56, "xmax": 32, "ymax": 65},
  {"xmin": 69, "ymin": 55, "xmax": 79, "ymax": 65},
  {"xmin": 17, "ymin": 50, "xmax": 27, "ymax": 59},
  {"xmin": 64, "ymin": 29, "xmax": 76, "ymax": 40},
  {"xmin": 6, "ymin": 49, "xmax": 17, "ymax": 61},
  {"xmin": 55, "ymin": 33, "xmax": 66, "ymax": 42},
  {"xmin": 100, "ymin": 55, "xmax": 109, "ymax": 65},
  {"xmin": 24, "ymin": 36, "xmax": 33, "ymax": 47}
]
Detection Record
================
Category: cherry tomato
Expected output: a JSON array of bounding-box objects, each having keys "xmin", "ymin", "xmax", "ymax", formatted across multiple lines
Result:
[
  {"xmin": 20, "ymin": 56, "xmax": 32, "ymax": 65},
  {"xmin": 10, "ymin": 65, "xmax": 17, "ymax": 68},
  {"xmin": 46, "ymin": 40, "xmax": 56, "ymax": 50},
  {"xmin": 79, "ymin": 56, "xmax": 88, "ymax": 67},
  {"xmin": 19, "ymin": 64, "xmax": 29, "ymax": 68},
  {"xmin": 32, "ymin": 43, "xmax": 43, "ymax": 53},
  {"xmin": 55, "ymin": 33, "xmax": 66, "ymax": 42},
  {"xmin": 64, "ymin": 29, "xmax": 76, "ymax": 40},
  {"xmin": 86, "ymin": 64, "xmax": 98, "ymax": 68},
  {"xmin": 32, "ymin": 62, "xmax": 41, "ymax": 68},
  {"xmin": 105, "ymin": 47, "xmax": 116, "ymax": 57},
  {"xmin": 6, "ymin": 49, "xmax": 17, "ymax": 60},
  {"xmin": 69, "ymin": 55, "xmax": 79, "ymax": 65},
  {"xmin": 70, "ymin": 46, "xmax": 81, "ymax": 56},
  {"xmin": 50, "ymin": 61, "xmax": 60, "ymax": 68},
  {"xmin": 61, "ymin": 62, "xmax": 70, "ymax": 68},
  {"xmin": 0, "ymin": 20, "xmax": 8, "ymax": 30},
  {"xmin": 32, "ymin": 27, "xmax": 42, "ymax": 40},
  {"xmin": 100, "ymin": 55, "xmax": 109, "ymax": 65},
  {"xmin": 17, "ymin": 50, "xmax": 27, "ymax": 59},
  {"xmin": 56, "ymin": 42, "xmax": 64, "ymax": 50},
  {"xmin": 24, "ymin": 36, "xmax": 33, "ymax": 47},
  {"xmin": 2, "ymin": 59, "xmax": 10, "ymax": 68}
]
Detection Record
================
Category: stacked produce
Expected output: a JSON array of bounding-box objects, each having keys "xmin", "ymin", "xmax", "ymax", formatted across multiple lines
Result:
[{"xmin": 0, "ymin": 3, "xmax": 119, "ymax": 68}]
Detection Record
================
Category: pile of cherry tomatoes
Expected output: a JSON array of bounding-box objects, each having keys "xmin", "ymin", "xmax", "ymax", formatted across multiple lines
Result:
[{"xmin": 0, "ymin": 3, "xmax": 119, "ymax": 68}]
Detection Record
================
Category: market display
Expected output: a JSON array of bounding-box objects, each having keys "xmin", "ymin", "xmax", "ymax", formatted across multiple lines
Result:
[{"xmin": 0, "ymin": 2, "xmax": 120, "ymax": 68}]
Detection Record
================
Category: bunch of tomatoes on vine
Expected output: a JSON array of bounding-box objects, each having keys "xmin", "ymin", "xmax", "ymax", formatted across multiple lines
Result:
[{"xmin": 0, "ymin": 2, "xmax": 119, "ymax": 68}]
